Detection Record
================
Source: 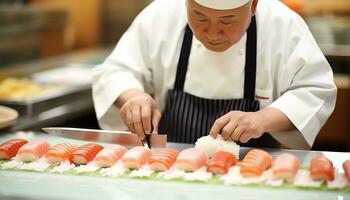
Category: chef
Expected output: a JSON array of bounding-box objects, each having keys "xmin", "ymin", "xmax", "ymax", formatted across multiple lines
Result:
[{"xmin": 92, "ymin": 0, "xmax": 337, "ymax": 149}]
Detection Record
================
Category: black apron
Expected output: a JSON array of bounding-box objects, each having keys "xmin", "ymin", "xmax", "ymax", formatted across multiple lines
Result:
[{"xmin": 159, "ymin": 17, "xmax": 280, "ymax": 148}]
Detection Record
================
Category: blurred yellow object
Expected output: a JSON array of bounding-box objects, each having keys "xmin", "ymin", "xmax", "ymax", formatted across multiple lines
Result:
[{"xmin": 0, "ymin": 78, "xmax": 54, "ymax": 100}]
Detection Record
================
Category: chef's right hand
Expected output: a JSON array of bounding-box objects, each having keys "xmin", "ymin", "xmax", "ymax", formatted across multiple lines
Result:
[{"xmin": 116, "ymin": 89, "xmax": 161, "ymax": 140}]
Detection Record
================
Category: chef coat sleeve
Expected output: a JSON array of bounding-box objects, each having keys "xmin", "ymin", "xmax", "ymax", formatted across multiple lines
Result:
[
  {"xmin": 92, "ymin": 5, "xmax": 155, "ymax": 130},
  {"xmin": 267, "ymin": 28, "xmax": 337, "ymax": 150}
]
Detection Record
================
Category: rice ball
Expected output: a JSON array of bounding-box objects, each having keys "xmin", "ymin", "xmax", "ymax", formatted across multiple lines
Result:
[{"xmin": 195, "ymin": 135, "xmax": 240, "ymax": 159}]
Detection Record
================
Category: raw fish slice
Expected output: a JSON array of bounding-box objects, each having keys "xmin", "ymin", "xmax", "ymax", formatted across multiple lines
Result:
[
  {"xmin": 174, "ymin": 148, "xmax": 208, "ymax": 172},
  {"xmin": 0, "ymin": 139, "xmax": 28, "ymax": 159},
  {"xmin": 272, "ymin": 153, "xmax": 300, "ymax": 181},
  {"xmin": 310, "ymin": 155, "xmax": 334, "ymax": 181},
  {"xmin": 240, "ymin": 149, "xmax": 272, "ymax": 177},
  {"xmin": 121, "ymin": 146, "xmax": 152, "ymax": 169},
  {"xmin": 152, "ymin": 148, "xmax": 179, "ymax": 159},
  {"xmin": 342, "ymin": 159, "xmax": 350, "ymax": 182},
  {"xmin": 17, "ymin": 141, "xmax": 50, "ymax": 162},
  {"xmin": 71, "ymin": 143, "xmax": 104, "ymax": 165},
  {"xmin": 148, "ymin": 148, "xmax": 179, "ymax": 171},
  {"xmin": 94, "ymin": 145, "xmax": 127, "ymax": 167},
  {"xmin": 45, "ymin": 143, "xmax": 78, "ymax": 164},
  {"xmin": 207, "ymin": 151, "xmax": 237, "ymax": 174}
]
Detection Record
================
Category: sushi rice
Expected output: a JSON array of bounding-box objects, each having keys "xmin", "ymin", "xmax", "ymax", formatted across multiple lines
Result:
[{"xmin": 195, "ymin": 135, "xmax": 240, "ymax": 158}]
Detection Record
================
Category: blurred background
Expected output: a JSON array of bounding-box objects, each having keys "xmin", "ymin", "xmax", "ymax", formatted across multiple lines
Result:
[{"xmin": 0, "ymin": 0, "xmax": 349, "ymax": 151}]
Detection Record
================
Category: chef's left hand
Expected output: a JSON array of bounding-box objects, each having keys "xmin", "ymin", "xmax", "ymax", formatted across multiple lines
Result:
[{"xmin": 209, "ymin": 111, "xmax": 265, "ymax": 143}]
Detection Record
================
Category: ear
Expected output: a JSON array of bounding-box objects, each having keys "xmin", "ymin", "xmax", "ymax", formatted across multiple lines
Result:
[{"xmin": 251, "ymin": 0, "xmax": 259, "ymax": 16}]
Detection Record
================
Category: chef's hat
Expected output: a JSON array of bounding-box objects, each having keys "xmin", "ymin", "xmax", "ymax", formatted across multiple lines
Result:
[{"xmin": 193, "ymin": 0, "xmax": 250, "ymax": 10}]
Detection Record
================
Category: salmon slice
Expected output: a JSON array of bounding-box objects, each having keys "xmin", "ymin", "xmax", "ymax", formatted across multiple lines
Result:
[
  {"xmin": 71, "ymin": 143, "xmax": 104, "ymax": 165},
  {"xmin": 94, "ymin": 145, "xmax": 127, "ymax": 167},
  {"xmin": 174, "ymin": 148, "xmax": 208, "ymax": 172},
  {"xmin": 240, "ymin": 149, "xmax": 273, "ymax": 177},
  {"xmin": 148, "ymin": 148, "xmax": 179, "ymax": 171},
  {"xmin": 45, "ymin": 143, "xmax": 78, "ymax": 164},
  {"xmin": 17, "ymin": 141, "xmax": 50, "ymax": 162},
  {"xmin": 207, "ymin": 151, "xmax": 237, "ymax": 174},
  {"xmin": 272, "ymin": 153, "xmax": 300, "ymax": 181},
  {"xmin": 121, "ymin": 146, "xmax": 152, "ymax": 169},
  {"xmin": 310, "ymin": 155, "xmax": 334, "ymax": 181},
  {"xmin": 343, "ymin": 159, "xmax": 350, "ymax": 182},
  {"xmin": 0, "ymin": 139, "xmax": 28, "ymax": 160}
]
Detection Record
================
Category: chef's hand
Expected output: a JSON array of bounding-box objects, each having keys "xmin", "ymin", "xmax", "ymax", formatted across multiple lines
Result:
[
  {"xmin": 209, "ymin": 108, "xmax": 295, "ymax": 143},
  {"xmin": 209, "ymin": 111, "xmax": 265, "ymax": 143},
  {"xmin": 116, "ymin": 89, "xmax": 161, "ymax": 140}
]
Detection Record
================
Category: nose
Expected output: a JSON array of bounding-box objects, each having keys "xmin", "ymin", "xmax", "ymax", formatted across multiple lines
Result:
[{"xmin": 204, "ymin": 22, "xmax": 223, "ymax": 40}]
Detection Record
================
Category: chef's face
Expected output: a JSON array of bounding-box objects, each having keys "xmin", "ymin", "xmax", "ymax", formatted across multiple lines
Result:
[{"xmin": 187, "ymin": 0, "xmax": 258, "ymax": 52}]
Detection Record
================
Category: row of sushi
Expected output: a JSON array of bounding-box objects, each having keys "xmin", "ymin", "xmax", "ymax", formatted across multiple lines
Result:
[{"xmin": 0, "ymin": 138, "xmax": 350, "ymax": 183}]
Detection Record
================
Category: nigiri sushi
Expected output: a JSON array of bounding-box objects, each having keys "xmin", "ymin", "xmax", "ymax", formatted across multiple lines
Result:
[
  {"xmin": 71, "ymin": 143, "xmax": 104, "ymax": 165},
  {"xmin": 240, "ymin": 149, "xmax": 272, "ymax": 177},
  {"xmin": 195, "ymin": 135, "xmax": 240, "ymax": 158},
  {"xmin": 17, "ymin": 141, "xmax": 50, "ymax": 162},
  {"xmin": 45, "ymin": 143, "xmax": 78, "ymax": 164},
  {"xmin": 310, "ymin": 155, "xmax": 334, "ymax": 181},
  {"xmin": 272, "ymin": 153, "xmax": 300, "ymax": 181},
  {"xmin": 0, "ymin": 139, "xmax": 28, "ymax": 160},
  {"xmin": 206, "ymin": 151, "xmax": 237, "ymax": 174},
  {"xmin": 94, "ymin": 145, "xmax": 127, "ymax": 167},
  {"xmin": 343, "ymin": 159, "xmax": 350, "ymax": 182},
  {"xmin": 148, "ymin": 148, "xmax": 179, "ymax": 171},
  {"xmin": 121, "ymin": 146, "xmax": 152, "ymax": 169},
  {"xmin": 174, "ymin": 148, "xmax": 208, "ymax": 172}
]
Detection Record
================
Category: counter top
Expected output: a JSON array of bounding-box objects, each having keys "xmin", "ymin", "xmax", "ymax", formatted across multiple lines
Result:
[{"xmin": 0, "ymin": 132, "xmax": 349, "ymax": 200}]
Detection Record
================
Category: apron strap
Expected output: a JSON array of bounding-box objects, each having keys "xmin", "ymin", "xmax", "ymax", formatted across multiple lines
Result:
[
  {"xmin": 244, "ymin": 16, "xmax": 257, "ymax": 100},
  {"xmin": 174, "ymin": 24, "xmax": 193, "ymax": 91},
  {"xmin": 174, "ymin": 16, "xmax": 257, "ymax": 101}
]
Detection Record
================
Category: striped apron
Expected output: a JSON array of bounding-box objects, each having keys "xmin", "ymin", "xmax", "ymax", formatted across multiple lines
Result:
[{"xmin": 159, "ymin": 17, "xmax": 280, "ymax": 148}]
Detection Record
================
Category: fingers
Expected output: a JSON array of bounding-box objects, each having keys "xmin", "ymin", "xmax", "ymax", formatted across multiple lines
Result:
[
  {"xmin": 238, "ymin": 132, "xmax": 253, "ymax": 143},
  {"xmin": 122, "ymin": 108, "xmax": 135, "ymax": 133},
  {"xmin": 230, "ymin": 125, "xmax": 245, "ymax": 141},
  {"xmin": 221, "ymin": 121, "xmax": 237, "ymax": 140},
  {"xmin": 209, "ymin": 114, "xmax": 230, "ymax": 139},
  {"xmin": 141, "ymin": 105, "xmax": 152, "ymax": 135},
  {"xmin": 239, "ymin": 131, "xmax": 264, "ymax": 143},
  {"xmin": 119, "ymin": 95, "xmax": 159, "ymax": 138},
  {"xmin": 151, "ymin": 109, "xmax": 161, "ymax": 134},
  {"xmin": 132, "ymin": 106, "xmax": 144, "ymax": 135}
]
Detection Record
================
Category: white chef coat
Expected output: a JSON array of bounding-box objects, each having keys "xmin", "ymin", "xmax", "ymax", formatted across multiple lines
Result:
[{"xmin": 92, "ymin": 0, "xmax": 337, "ymax": 149}]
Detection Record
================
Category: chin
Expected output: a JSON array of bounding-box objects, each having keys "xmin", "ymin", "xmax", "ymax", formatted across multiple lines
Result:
[{"xmin": 203, "ymin": 43, "xmax": 230, "ymax": 52}]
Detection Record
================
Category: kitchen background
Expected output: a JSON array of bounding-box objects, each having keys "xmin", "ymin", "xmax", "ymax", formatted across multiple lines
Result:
[{"xmin": 0, "ymin": 0, "xmax": 349, "ymax": 151}]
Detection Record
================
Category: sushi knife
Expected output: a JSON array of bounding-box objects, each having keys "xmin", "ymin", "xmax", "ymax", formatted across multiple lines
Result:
[
  {"xmin": 143, "ymin": 134, "xmax": 151, "ymax": 149},
  {"xmin": 42, "ymin": 127, "xmax": 167, "ymax": 148}
]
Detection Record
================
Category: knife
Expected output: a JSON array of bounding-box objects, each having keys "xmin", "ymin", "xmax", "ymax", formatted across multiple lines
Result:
[{"xmin": 42, "ymin": 127, "xmax": 167, "ymax": 149}]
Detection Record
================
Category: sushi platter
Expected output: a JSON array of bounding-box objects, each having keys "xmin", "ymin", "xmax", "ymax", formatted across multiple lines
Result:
[{"xmin": 0, "ymin": 132, "xmax": 349, "ymax": 200}]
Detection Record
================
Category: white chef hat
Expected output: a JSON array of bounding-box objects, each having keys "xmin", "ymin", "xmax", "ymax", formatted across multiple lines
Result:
[{"xmin": 194, "ymin": 0, "xmax": 250, "ymax": 10}]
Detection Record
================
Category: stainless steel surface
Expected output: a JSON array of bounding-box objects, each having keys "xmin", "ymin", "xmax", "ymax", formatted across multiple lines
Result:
[
  {"xmin": 0, "ymin": 48, "xmax": 111, "ymax": 131},
  {"xmin": 42, "ymin": 127, "xmax": 167, "ymax": 148},
  {"xmin": 0, "ymin": 84, "xmax": 91, "ymax": 117}
]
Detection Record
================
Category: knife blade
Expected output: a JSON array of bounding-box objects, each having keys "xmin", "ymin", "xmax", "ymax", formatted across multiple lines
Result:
[{"xmin": 42, "ymin": 127, "xmax": 167, "ymax": 148}]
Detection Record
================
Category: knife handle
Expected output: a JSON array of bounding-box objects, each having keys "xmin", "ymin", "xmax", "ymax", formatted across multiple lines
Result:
[
  {"xmin": 144, "ymin": 134, "xmax": 151, "ymax": 149},
  {"xmin": 143, "ymin": 125, "xmax": 154, "ymax": 149}
]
